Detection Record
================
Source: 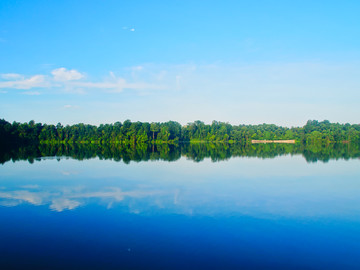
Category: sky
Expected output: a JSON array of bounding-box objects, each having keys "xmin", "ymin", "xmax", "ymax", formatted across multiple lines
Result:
[{"xmin": 0, "ymin": 0, "xmax": 359, "ymax": 127}]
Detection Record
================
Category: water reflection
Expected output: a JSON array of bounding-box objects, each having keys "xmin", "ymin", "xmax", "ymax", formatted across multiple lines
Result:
[
  {"xmin": 1, "ymin": 156, "xmax": 360, "ymax": 219},
  {"xmin": 1, "ymin": 142, "xmax": 359, "ymax": 165},
  {"xmin": 1, "ymin": 148, "xmax": 360, "ymax": 269},
  {"xmin": 0, "ymin": 185, "xmax": 166, "ymax": 212}
]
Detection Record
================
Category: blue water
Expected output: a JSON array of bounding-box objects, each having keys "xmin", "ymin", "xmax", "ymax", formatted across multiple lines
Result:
[{"xmin": 1, "ymin": 155, "xmax": 360, "ymax": 269}]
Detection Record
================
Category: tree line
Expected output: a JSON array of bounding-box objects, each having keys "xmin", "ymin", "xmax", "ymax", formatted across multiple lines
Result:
[{"xmin": 1, "ymin": 118, "xmax": 360, "ymax": 145}]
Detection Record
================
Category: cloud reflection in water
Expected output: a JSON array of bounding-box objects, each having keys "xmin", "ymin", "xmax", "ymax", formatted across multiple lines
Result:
[{"xmin": 0, "ymin": 186, "xmax": 167, "ymax": 212}]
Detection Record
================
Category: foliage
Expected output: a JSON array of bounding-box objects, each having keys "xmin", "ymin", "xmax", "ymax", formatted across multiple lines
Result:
[{"xmin": 1, "ymin": 119, "xmax": 360, "ymax": 146}]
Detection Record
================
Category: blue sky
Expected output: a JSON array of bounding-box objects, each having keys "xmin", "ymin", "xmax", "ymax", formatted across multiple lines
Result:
[{"xmin": 0, "ymin": 0, "xmax": 359, "ymax": 126}]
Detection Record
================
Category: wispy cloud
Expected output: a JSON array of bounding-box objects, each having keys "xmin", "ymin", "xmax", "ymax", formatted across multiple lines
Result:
[
  {"xmin": 0, "ymin": 74, "xmax": 49, "ymax": 89},
  {"xmin": 131, "ymin": 66, "xmax": 143, "ymax": 71},
  {"xmin": 0, "ymin": 186, "xmax": 165, "ymax": 212},
  {"xmin": 0, "ymin": 190, "xmax": 43, "ymax": 205},
  {"xmin": 50, "ymin": 198, "xmax": 81, "ymax": 212},
  {"xmin": 1, "ymin": 62, "xmax": 359, "ymax": 126},
  {"xmin": 122, "ymin": 26, "xmax": 135, "ymax": 32},
  {"xmin": 70, "ymin": 78, "xmax": 163, "ymax": 93},
  {"xmin": 51, "ymin": 67, "xmax": 84, "ymax": 81},
  {"xmin": 0, "ymin": 67, "xmax": 164, "ymax": 94},
  {"xmin": 1, "ymin": 73, "xmax": 23, "ymax": 80},
  {"xmin": 63, "ymin": 104, "xmax": 79, "ymax": 109}
]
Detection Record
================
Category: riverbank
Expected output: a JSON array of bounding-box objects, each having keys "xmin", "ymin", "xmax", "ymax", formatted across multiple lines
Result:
[{"xmin": 251, "ymin": 140, "xmax": 296, "ymax": 144}]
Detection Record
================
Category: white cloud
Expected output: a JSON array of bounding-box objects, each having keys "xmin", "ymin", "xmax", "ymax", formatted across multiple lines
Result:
[
  {"xmin": 1, "ymin": 73, "xmax": 23, "ymax": 80},
  {"xmin": 50, "ymin": 198, "xmax": 81, "ymax": 212},
  {"xmin": 0, "ymin": 67, "xmax": 165, "ymax": 94},
  {"xmin": 70, "ymin": 78, "xmax": 164, "ymax": 93},
  {"xmin": 63, "ymin": 105, "xmax": 80, "ymax": 109},
  {"xmin": 132, "ymin": 66, "xmax": 143, "ymax": 71},
  {"xmin": 0, "ymin": 186, "xmax": 165, "ymax": 212},
  {"xmin": 51, "ymin": 67, "xmax": 84, "ymax": 81},
  {"xmin": 0, "ymin": 200, "xmax": 21, "ymax": 207},
  {"xmin": 69, "ymin": 187, "xmax": 162, "ymax": 202},
  {"xmin": 122, "ymin": 26, "xmax": 135, "ymax": 32},
  {"xmin": 0, "ymin": 74, "xmax": 48, "ymax": 89},
  {"xmin": 70, "ymin": 188, "xmax": 125, "ymax": 201},
  {"xmin": 0, "ymin": 190, "xmax": 43, "ymax": 205}
]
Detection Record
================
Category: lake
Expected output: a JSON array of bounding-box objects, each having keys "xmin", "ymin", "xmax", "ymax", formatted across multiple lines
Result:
[{"xmin": 1, "ymin": 143, "xmax": 360, "ymax": 269}]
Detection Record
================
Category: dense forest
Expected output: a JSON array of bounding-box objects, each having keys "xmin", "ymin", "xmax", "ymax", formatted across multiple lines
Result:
[{"xmin": 1, "ymin": 118, "xmax": 360, "ymax": 146}]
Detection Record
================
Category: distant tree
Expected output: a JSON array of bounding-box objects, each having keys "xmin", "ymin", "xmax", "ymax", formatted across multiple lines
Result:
[{"xmin": 150, "ymin": 123, "xmax": 160, "ymax": 141}]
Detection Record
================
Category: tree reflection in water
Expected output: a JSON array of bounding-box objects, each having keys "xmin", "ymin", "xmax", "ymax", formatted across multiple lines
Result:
[{"xmin": 1, "ymin": 142, "xmax": 359, "ymax": 165}]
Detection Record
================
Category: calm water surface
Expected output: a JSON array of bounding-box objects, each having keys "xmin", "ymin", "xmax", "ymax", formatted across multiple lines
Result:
[{"xmin": 1, "ymin": 150, "xmax": 360, "ymax": 269}]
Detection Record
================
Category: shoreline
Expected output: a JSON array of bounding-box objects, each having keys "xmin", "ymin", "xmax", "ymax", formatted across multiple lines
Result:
[{"xmin": 251, "ymin": 140, "xmax": 296, "ymax": 144}]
